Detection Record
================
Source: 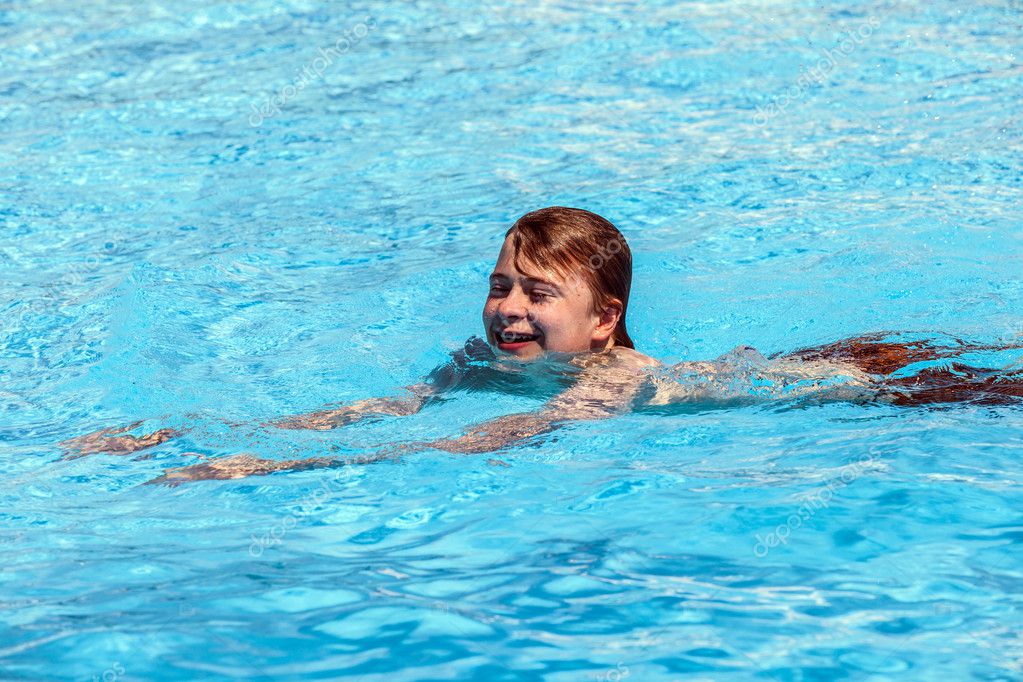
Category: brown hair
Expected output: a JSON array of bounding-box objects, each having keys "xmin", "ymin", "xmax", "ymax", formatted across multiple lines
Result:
[{"xmin": 505, "ymin": 206, "xmax": 635, "ymax": 350}]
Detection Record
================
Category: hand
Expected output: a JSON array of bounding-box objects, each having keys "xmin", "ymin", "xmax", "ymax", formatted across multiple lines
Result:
[
  {"xmin": 61, "ymin": 422, "xmax": 177, "ymax": 458},
  {"xmin": 145, "ymin": 454, "xmax": 338, "ymax": 486}
]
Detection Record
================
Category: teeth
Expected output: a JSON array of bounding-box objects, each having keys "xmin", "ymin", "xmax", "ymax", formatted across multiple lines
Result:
[{"xmin": 500, "ymin": 331, "xmax": 536, "ymax": 342}]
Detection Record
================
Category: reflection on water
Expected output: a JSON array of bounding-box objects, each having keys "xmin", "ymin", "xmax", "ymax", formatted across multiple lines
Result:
[{"xmin": 3, "ymin": 0, "xmax": 1023, "ymax": 679}]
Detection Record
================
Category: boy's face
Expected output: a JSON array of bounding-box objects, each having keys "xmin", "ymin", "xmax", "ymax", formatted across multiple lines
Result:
[{"xmin": 483, "ymin": 235, "xmax": 618, "ymax": 360}]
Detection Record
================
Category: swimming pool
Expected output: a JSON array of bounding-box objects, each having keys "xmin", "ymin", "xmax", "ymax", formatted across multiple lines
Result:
[{"xmin": 2, "ymin": 0, "xmax": 1022, "ymax": 679}]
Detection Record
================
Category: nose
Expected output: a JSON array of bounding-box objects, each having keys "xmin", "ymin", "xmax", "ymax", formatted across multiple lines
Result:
[{"xmin": 497, "ymin": 286, "xmax": 531, "ymax": 322}]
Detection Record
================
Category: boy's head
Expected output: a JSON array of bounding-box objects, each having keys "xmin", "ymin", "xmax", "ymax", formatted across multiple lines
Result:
[{"xmin": 483, "ymin": 206, "xmax": 635, "ymax": 360}]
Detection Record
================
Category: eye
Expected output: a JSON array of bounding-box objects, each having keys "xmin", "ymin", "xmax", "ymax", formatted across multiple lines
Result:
[
  {"xmin": 529, "ymin": 291, "xmax": 551, "ymax": 302},
  {"xmin": 489, "ymin": 283, "xmax": 508, "ymax": 295}
]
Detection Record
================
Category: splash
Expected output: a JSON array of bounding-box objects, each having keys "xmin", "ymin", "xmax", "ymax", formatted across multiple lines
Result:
[{"xmin": 642, "ymin": 334, "xmax": 1023, "ymax": 409}]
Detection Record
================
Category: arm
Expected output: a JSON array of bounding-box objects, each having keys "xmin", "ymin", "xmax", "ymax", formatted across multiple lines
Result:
[
  {"xmin": 59, "ymin": 383, "xmax": 438, "ymax": 454},
  {"xmin": 142, "ymin": 354, "xmax": 468, "ymax": 484},
  {"xmin": 146, "ymin": 383, "xmax": 439, "ymax": 483},
  {"xmin": 83, "ymin": 351, "xmax": 463, "ymax": 455},
  {"xmin": 423, "ymin": 358, "xmax": 650, "ymax": 454},
  {"xmin": 56, "ymin": 385, "xmax": 430, "ymax": 459},
  {"xmin": 143, "ymin": 366, "xmax": 630, "ymax": 483},
  {"xmin": 269, "ymin": 382, "xmax": 441, "ymax": 430},
  {"xmin": 59, "ymin": 389, "xmax": 392, "ymax": 458},
  {"xmin": 60, "ymin": 421, "xmax": 177, "ymax": 458},
  {"xmin": 67, "ymin": 350, "xmax": 467, "ymax": 466},
  {"xmin": 144, "ymin": 354, "xmax": 651, "ymax": 483},
  {"xmin": 420, "ymin": 410, "xmax": 563, "ymax": 455},
  {"xmin": 144, "ymin": 448, "xmax": 407, "ymax": 486}
]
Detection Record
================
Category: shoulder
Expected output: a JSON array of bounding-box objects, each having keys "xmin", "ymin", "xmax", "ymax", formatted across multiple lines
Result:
[
  {"xmin": 547, "ymin": 346, "xmax": 661, "ymax": 418},
  {"xmin": 608, "ymin": 346, "xmax": 662, "ymax": 370},
  {"xmin": 566, "ymin": 346, "xmax": 661, "ymax": 374}
]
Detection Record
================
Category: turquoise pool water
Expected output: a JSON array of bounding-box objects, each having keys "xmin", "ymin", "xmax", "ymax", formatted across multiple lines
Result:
[{"xmin": 3, "ymin": 0, "xmax": 1022, "ymax": 679}]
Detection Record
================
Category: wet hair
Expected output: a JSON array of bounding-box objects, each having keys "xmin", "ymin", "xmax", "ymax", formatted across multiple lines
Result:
[{"xmin": 505, "ymin": 206, "xmax": 635, "ymax": 349}]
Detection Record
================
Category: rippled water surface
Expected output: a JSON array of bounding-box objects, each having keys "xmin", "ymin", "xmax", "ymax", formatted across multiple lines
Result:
[{"xmin": 3, "ymin": 0, "xmax": 1022, "ymax": 680}]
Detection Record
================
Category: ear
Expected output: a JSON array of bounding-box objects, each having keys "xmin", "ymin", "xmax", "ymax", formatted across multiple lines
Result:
[{"xmin": 592, "ymin": 299, "xmax": 623, "ymax": 342}]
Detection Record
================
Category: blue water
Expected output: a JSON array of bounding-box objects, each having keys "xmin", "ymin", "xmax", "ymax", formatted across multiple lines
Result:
[{"xmin": 3, "ymin": 0, "xmax": 1022, "ymax": 679}]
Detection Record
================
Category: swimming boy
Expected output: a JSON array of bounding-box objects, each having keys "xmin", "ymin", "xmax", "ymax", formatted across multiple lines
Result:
[{"xmin": 61, "ymin": 207, "xmax": 1023, "ymax": 483}]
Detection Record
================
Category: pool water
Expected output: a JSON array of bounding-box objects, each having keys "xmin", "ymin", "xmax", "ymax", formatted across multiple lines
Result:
[{"xmin": 3, "ymin": 0, "xmax": 1022, "ymax": 679}]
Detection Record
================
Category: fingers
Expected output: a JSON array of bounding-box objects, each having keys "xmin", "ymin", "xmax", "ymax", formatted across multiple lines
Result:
[
  {"xmin": 60, "ymin": 424, "xmax": 178, "ymax": 458},
  {"xmin": 137, "ymin": 428, "xmax": 177, "ymax": 449},
  {"xmin": 93, "ymin": 431, "xmax": 176, "ymax": 455},
  {"xmin": 104, "ymin": 420, "xmax": 145, "ymax": 436}
]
